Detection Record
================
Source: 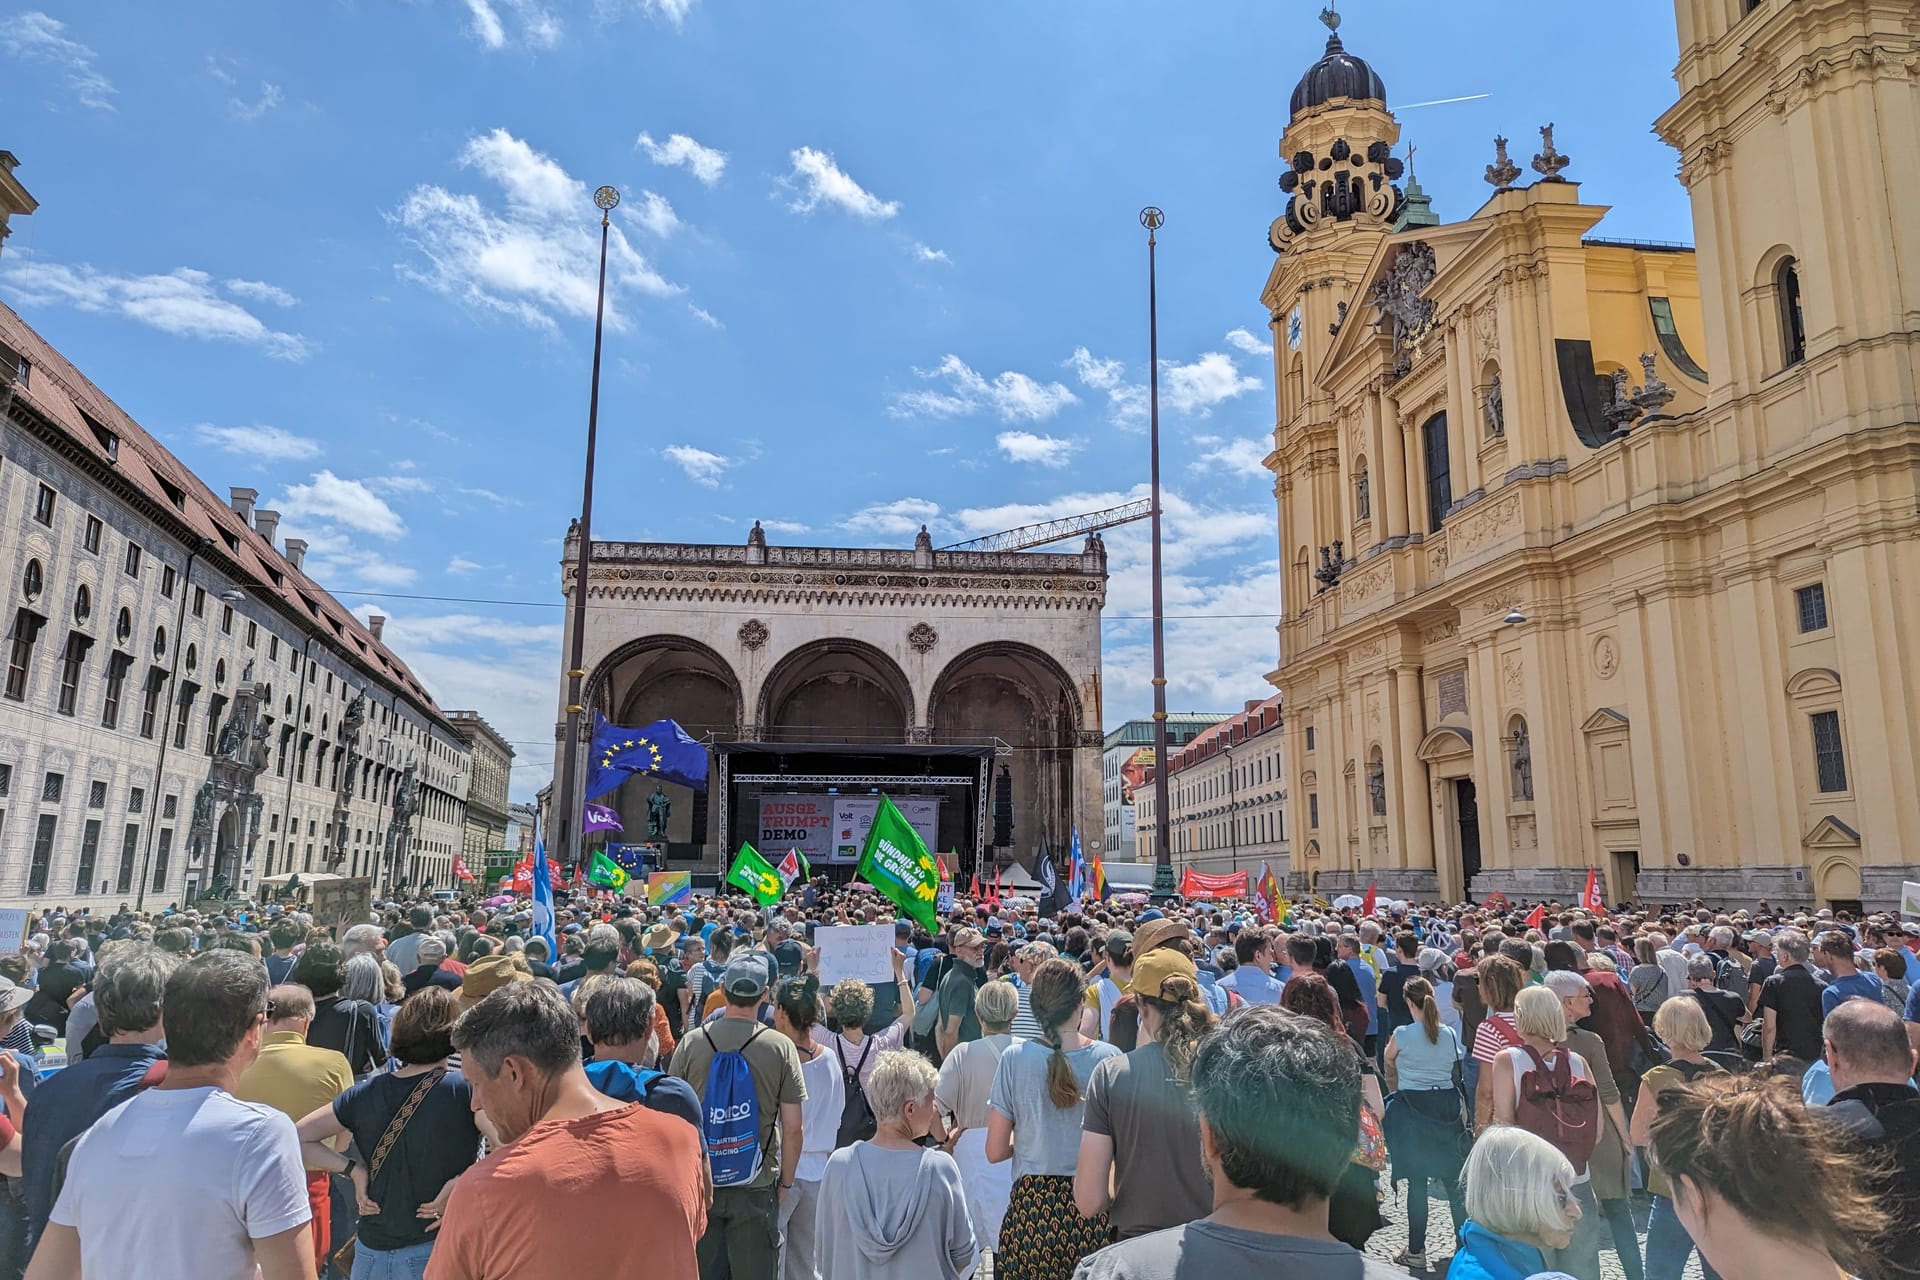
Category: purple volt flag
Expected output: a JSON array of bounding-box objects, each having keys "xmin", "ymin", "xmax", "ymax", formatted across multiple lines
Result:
[{"xmin": 583, "ymin": 803, "xmax": 624, "ymax": 835}]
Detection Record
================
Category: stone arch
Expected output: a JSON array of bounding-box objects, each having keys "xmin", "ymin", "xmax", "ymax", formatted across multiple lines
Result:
[
  {"xmin": 1815, "ymin": 854, "xmax": 1861, "ymax": 907},
  {"xmin": 929, "ymin": 641, "xmax": 1085, "ymax": 868},
  {"xmin": 585, "ymin": 635, "xmax": 743, "ymax": 847},
  {"xmin": 1785, "ymin": 667, "xmax": 1841, "ymax": 698},
  {"xmin": 757, "ymin": 637, "xmax": 912, "ymax": 744},
  {"xmin": 1416, "ymin": 724, "xmax": 1474, "ymax": 764}
]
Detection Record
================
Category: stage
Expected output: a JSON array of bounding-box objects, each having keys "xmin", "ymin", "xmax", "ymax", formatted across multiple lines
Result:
[{"xmin": 716, "ymin": 741, "xmax": 997, "ymax": 883}]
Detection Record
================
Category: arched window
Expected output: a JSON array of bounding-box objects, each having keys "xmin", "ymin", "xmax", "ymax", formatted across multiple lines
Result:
[
  {"xmin": 1776, "ymin": 257, "xmax": 1806, "ymax": 368},
  {"xmin": 1422, "ymin": 413, "xmax": 1452, "ymax": 533}
]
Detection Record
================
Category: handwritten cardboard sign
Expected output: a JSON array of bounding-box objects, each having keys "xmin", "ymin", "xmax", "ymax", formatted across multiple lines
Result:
[{"xmin": 814, "ymin": 923, "xmax": 896, "ymax": 987}]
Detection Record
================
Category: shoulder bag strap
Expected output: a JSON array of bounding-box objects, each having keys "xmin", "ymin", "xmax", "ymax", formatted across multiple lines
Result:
[{"xmin": 369, "ymin": 1068, "xmax": 445, "ymax": 1183}]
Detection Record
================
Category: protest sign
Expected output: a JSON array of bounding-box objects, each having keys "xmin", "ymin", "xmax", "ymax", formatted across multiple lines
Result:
[{"xmin": 814, "ymin": 923, "xmax": 896, "ymax": 987}]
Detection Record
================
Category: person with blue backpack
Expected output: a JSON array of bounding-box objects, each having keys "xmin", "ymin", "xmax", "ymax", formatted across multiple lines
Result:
[{"xmin": 669, "ymin": 954, "xmax": 807, "ymax": 1280}]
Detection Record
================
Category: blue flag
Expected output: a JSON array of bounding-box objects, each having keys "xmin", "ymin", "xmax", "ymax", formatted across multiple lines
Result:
[
  {"xmin": 586, "ymin": 713, "xmax": 709, "ymax": 800},
  {"xmin": 1067, "ymin": 828, "xmax": 1087, "ymax": 903},
  {"xmin": 531, "ymin": 838, "xmax": 557, "ymax": 960}
]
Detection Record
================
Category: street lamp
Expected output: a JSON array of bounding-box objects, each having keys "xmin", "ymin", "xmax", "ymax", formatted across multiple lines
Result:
[
  {"xmin": 554, "ymin": 184, "xmax": 620, "ymax": 877},
  {"xmin": 1141, "ymin": 206, "xmax": 1177, "ymax": 904},
  {"xmin": 1502, "ymin": 606, "xmax": 1527, "ymax": 626}
]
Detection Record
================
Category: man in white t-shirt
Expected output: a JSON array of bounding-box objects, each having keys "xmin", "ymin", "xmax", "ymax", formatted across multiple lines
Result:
[{"xmin": 27, "ymin": 950, "xmax": 312, "ymax": 1280}]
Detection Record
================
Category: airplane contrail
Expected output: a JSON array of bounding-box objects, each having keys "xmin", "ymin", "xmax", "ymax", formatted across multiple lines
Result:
[{"xmin": 1396, "ymin": 93, "xmax": 1494, "ymax": 110}]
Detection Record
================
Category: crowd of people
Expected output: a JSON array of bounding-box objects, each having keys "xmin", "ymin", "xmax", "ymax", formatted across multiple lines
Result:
[{"xmin": 0, "ymin": 881, "xmax": 1910, "ymax": 1280}]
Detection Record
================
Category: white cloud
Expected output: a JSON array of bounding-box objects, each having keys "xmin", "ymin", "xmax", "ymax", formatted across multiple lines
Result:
[
  {"xmin": 759, "ymin": 519, "xmax": 810, "ymax": 536},
  {"xmin": 689, "ymin": 305, "xmax": 721, "ymax": 329},
  {"xmin": 631, "ymin": 190, "xmax": 680, "ymax": 238},
  {"xmin": 224, "ymin": 278, "xmax": 296, "ymax": 308},
  {"xmin": 1224, "ymin": 327, "xmax": 1269, "ymax": 357},
  {"xmin": 947, "ymin": 485, "xmax": 1282, "ymax": 714},
  {"xmin": 842, "ymin": 498, "xmax": 940, "ymax": 538},
  {"xmin": 229, "ymin": 82, "xmax": 282, "ymax": 121},
  {"xmin": 0, "ymin": 260, "xmax": 311, "ymax": 360},
  {"xmin": 662, "ymin": 444, "xmax": 732, "ymax": 488},
  {"xmin": 598, "ymin": 0, "xmax": 699, "ymax": 28},
  {"xmin": 890, "ymin": 354, "xmax": 1078, "ymax": 424},
  {"xmin": 782, "ymin": 147, "xmax": 900, "ymax": 220},
  {"xmin": 1191, "ymin": 436, "xmax": 1272, "ymax": 479},
  {"xmin": 1, "ymin": 12, "xmax": 115, "ymax": 111},
  {"xmin": 193, "ymin": 424, "xmax": 322, "ymax": 462},
  {"xmin": 635, "ymin": 131, "xmax": 726, "ymax": 186},
  {"xmin": 446, "ymin": 556, "xmax": 486, "ymax": 575},
  {"xmin": 278, "ymin": 471, "xmax": 408, "ymax": 540},
  {"xmin": 456, "ymin": 486, "xmax": 518, "ymax": 507},
  {"xmin": 996, "ymin": 431, "xmax": 1077, "ymax": 468},
  {"xmin": 364, "ymin": 474, "xmax": 436, "ymax": 496},
  {"xmin": 1163, "ymin": 351, "xmax": 1262, "ymax": 416},
  {"xmin": 392, "ymin": 128, "xmax": 681, "ymax": 331},
  {"xmin": 461, "ymin": 0, "xmax": 560, "ymax": 49},
  {"xmin": 1066, "ymin": 346, "xmax": 1147, "ymax": 428},
  {"xmin": 911, "ymin": 243, "xmax": 951, "ymax": 265}
]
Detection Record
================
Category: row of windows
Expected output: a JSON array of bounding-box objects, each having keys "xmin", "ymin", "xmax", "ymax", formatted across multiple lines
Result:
[
  {"xmin": 1, "ymin": 804, "xmax": 179, "ymax": 897},
  {"xmin": 1171, "ymin": 807, "xmax": 1286, "ymax": 854}
]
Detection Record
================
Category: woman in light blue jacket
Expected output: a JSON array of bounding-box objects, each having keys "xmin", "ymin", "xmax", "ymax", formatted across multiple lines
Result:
[{"xmin": 1447, "ymin": 1128, "xmax": 1584, "ymax": 1280}]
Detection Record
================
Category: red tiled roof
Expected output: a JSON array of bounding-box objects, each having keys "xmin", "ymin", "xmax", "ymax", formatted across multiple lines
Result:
[{"xmin": 0, "ymin": 300, "xmax": 445, "ymax": 720}]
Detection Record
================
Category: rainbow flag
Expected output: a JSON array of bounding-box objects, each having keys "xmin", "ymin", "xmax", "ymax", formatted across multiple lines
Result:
[
  {"xmin": 1089, "ymin": 854, "xmax": 1109, "ymax": 901},
  {"xmin": 645, "ymin": 870, "xmax": 693, "ymax": 906}
]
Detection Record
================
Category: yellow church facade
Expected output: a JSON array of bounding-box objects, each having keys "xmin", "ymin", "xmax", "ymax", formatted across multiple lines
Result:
[{"xmin": 1263, "ymin": 0, "xmax": 1920, "ymax": 910}]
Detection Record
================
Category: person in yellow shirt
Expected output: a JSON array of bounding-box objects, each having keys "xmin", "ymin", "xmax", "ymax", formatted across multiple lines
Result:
[{"xmin": 233, "ymin": 983, "xmax": 355, "ymax": 1274}]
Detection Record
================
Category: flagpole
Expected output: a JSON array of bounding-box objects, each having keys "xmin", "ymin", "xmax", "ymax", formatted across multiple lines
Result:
[
  {"xmin": 1141, "ymin": 206, "xmax": 1176, "ymax": 906},
  {"xmin": 556, "ymin": 184, "xmax": 621, "ymax": 878}
]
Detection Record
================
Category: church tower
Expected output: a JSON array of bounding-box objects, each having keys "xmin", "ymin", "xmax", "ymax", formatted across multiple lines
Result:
[
  {"xmin": 1263, "ymin": 7, "xmax": 1407, "ymax": 620},
  {"xmin": 1656, "ymin": 0, "xmax": 1919, "ymax": 428}
]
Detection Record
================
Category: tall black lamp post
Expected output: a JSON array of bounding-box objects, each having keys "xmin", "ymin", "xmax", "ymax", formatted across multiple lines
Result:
[
  {"xmin": 554, "ymin": 184, "xmax": 620, "ymax": 874},
  {"xmin": 1142, "ymin": 206, "xmax": 1178, "ymax": 904}
]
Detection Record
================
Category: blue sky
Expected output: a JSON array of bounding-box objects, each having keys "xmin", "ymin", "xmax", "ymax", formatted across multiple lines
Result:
[{"xmin": 1, "ymin": 0, "xmax": 1693, "ymax": 801}]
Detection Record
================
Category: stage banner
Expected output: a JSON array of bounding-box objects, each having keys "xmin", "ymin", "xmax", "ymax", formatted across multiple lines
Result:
[
  {"xmin": 1180, "ymin": 868, "xmax": 1250, "ymax": 900},
  {"xmin": 647, "ymin": 870, "xmax": 693, "ymax": 906},
  {"xmin": 757, "ymin": 797, "xmax": 836, "ymax": 866},
  {"xmin": 832, "ymin": 796, "xmax": 940, "ymax": 865}
]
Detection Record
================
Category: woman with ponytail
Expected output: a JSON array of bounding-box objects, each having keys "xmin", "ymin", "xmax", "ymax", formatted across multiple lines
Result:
[
  {"xmin": 985, "ymin": 957, "xmax": 1121, "ymax": 1280},
  {"xmin": 1072, "ymin": 947, "xmax": 1217, "ymax": 1239},
  {"xmin": 1383, "ymin": 974, "xmax": 1470, "ymax": 1271}
]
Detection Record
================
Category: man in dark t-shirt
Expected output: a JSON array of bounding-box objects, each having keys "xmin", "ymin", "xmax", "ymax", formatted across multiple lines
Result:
[{"xmin": 1758, "ymin": 929, "xmax": 1827, "ymax": 1064}]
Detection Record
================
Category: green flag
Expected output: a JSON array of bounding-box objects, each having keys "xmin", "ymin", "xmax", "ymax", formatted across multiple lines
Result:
[
  {"xmin": 726, "ymin": 843, "xmax": 785, "ymax": 906},
  {"xmin": 857, "ymin": 795, "xmax": 940, "ymax": 933},
  {"xmin": 585, "ymin": 849, "xmax": 630, "ymax": 892}
]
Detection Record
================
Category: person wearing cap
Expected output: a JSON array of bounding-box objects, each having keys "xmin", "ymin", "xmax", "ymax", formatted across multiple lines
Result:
[
  {"xmin": 935, "ymin": 929, "xmax": 989, "ymax": 1061},
  {"xmin": 670, "ymin": 954, "xmax": 806, "ymax": 1280},
  {"xmin": 1074, "ymin": 947, "xmax": 1216, "ymax": 1239},
  {"xmin": 1104, "ymin": 917, "xmax": 1222, "ymax": 1053}
]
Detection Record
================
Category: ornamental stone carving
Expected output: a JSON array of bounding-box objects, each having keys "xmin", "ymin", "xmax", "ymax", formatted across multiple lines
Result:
[
  {"xmin": 1368, "ymin": 241, "xmax": 1439, "ymax": 381},
  {"xmin": 738, "ymin": 619, "xmax": 769, "ymax": 651},
  {"xmin": 907, "ymin": 622, "xmax": 939, "ymax": 654},
  {"xmin": 1452, "ymin": 493, "xmax": 1523, "ymax": 557},
  {"xmin": 1592, "ymin": 635, "xmax": 1620, "ymax": 679}
]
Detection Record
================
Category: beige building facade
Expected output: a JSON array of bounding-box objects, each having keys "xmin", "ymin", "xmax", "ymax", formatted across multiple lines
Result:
[
  {"xmin": 0, "ymin": 300, "xmax": 471, "ymax": 906},
  {"xmin": 448, "ymin": 710, "xmax": 513, "ymax": 865},
  {"xmin": 1135, "ymin": 694, "xmax": 1289, "ymax": 880},
  {"xmin": 553, "ymin": 522, "xmax": 1106, "ymax": 879},
  {"xmin": 1262, "ymin": 1, "xmax": 1920, "ymax": 909}
]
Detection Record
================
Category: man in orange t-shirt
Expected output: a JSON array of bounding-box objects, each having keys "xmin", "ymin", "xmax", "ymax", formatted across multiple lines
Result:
[{"xmin": 426, "ymin": 982, "xmax": 705, "ymax": 1280}]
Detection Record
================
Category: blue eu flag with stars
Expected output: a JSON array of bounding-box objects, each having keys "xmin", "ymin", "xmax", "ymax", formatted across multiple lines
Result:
[{"xmin": 586, "ymin": 713, "xmax": 709, "ymax": 800}]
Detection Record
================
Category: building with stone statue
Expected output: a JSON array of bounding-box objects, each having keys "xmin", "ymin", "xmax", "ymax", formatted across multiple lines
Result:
[
  {"xmin": 1261, "ymin": 2, "xmax": 1920, "ymax": 909},
  {"xmin": 551, "ymin": 520, "xmax": 1106, "ymax": 882},
  {"xmin": 0, "ymin": 293, "xmax": 472, "ymax": 907}
]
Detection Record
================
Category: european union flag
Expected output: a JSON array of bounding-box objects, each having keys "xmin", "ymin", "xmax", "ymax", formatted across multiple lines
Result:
[{"xmin": 586, "ymin": 713, "xmax": 709, "ymax": 800}]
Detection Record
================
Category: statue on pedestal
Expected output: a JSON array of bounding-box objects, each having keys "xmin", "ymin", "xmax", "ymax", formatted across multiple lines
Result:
[{"xmin": 647, "ymin": 786, "xmax": 671, "ymax": 841}]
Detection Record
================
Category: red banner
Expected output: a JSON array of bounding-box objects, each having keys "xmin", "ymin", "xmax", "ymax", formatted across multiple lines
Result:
[
  {"xmin": 1180, "ymin": 868, "xmax": 1250, "ymax": 900},
  {"xmin": 452, "ymin": 855, "xmax": 475, "ymax": 882}
]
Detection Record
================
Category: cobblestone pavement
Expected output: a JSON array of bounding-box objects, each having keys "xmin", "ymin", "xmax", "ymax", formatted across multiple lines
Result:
[{"xmin": 1364, "ymin": 1182, "xmax": 1707, "ymax": 1279}]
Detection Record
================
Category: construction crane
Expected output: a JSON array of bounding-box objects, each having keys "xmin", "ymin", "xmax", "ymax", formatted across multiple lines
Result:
[{"xmin": 940, "ymin": 498, "xmax": 1153, "ymax": 554}]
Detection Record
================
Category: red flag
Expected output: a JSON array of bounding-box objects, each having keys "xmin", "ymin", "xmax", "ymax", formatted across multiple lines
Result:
[
  {"xmin": 1361, "ymin": 883, "xmax": 1377, "ymax": 917},
  {"xmin": 991, "ymin": 865, "xmax": 1003, "ymax": 906},
  {"xmin": 1524, "ymin": 903, "xmax": 1546, "ymax": 930},
  {"xmin": 452, "ymin": 855, "xmax": 475, "ymax": 882},
  {"xmin": 968, "ymin": 869, "xmax": 981, "ymax": 900},
  {"xmin": 1581, "ymin": 867, "xmax": 1606, "ymax": 914}
]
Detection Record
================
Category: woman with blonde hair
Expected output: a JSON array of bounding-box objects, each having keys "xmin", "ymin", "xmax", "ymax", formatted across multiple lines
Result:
[
  {"xmin": 817, "ymin": 1050, "xmax": 978, "ymax": 1280},
  {"xmin": 1073, "ymin": 947, "xmax": 1216, "ymax": 1238},
  {"xmin": 1448, "ymin": 1127, "xmax": 1586, "ymax": 1280},
  {"xmin": 935, "ymin": 978, "xmax": 1018, "ymax": 1257},
  {"xmin": 1629, "ymin": 996, "xmax": 1726, "ymax": 1280},
  {"xmin": 1384, "ymin": 974, "xmax": 1468, "ymax": 1271},
  {"xmin": 1469, "ymin": 954, "xmax": 1528, "ymax": 1135},
  {"xmin": 1650, "ymin": 1073, "xmax": 1886, "ymax": 1280},
  {"xmin": 987, "ymin": 958, "xmax": 1120, "ymax": 1280},
  {"xmin": 1489, "ymin": 985, "xmax": 1605, "ymax": 1280}
]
